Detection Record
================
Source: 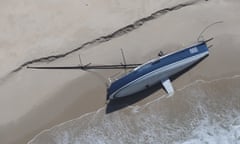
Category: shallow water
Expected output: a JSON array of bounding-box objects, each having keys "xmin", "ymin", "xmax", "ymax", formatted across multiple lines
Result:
[{"xmin": 28, "ymin": 76, "xmax": 240, "ymax": 144}]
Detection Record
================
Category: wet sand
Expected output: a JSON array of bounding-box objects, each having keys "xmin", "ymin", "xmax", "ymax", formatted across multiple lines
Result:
[
  {"xmin": 0, "ymin": 0, "xmax": 240, "ymax": 143},
  {"xmin": 28, "ymin": 75, "xmax": 240, "ymax": 144}
]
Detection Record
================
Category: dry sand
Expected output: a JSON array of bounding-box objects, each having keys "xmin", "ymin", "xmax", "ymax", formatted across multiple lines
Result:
[{"xmin": 0, "ymin": 0, "xmax": 240, "ymax": 144}]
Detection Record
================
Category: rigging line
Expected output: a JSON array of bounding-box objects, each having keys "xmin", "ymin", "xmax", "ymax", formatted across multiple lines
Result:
[
  {"xmin": 78, "ymin": 54, "xmax": 83, "ymax": 66},
  {"xmin": 197, "ymin": 21, "xmax": 224, "ymax": 42},
  {"xmin": 121, "ymin": 48, "xmax": 127, "ymax": 66}
]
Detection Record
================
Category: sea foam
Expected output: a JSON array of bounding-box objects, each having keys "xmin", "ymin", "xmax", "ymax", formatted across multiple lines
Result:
[{"xmin": 28, "ymin": 76, "xmax": 240, "ymax": 144}]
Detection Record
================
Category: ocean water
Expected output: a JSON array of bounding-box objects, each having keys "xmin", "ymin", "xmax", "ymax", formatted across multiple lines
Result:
[{"xmin": 28, "ymin": 76, "xmax": 240, "ymax": 144}]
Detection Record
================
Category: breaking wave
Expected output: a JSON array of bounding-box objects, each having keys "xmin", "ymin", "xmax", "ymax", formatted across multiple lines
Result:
[{"xmin": 28, "ymin": 75, "xmax": 240, "ymax": 144}]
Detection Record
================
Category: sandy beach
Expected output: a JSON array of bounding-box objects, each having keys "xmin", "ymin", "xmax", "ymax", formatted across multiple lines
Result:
[{"xmin": 0, "ymin": 0, "xmax": 240, "ymax": 144}]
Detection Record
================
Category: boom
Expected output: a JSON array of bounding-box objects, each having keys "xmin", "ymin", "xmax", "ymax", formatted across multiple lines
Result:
[{"xmin": 27, "ymin": 64, "xmax": 141, "ymax": 70}]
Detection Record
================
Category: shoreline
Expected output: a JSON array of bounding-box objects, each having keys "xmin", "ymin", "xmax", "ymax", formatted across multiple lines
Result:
[{"xmin": 28, "ymin": 74, "xmax": 240, "ymax": 143}]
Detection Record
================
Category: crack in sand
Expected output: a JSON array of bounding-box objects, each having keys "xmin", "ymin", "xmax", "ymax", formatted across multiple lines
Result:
[{"xmin": 11, "ymin": 0, "xmax": 203, "ymax": 74}]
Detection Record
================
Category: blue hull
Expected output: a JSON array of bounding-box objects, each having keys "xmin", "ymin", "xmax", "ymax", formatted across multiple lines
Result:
[{"xmin": 107, "ymin": 42, "xmax": 209, "ymax": 100}]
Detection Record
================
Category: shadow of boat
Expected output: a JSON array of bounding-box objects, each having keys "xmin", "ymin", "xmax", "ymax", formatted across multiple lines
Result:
[{"xmin": 105, "ymin": 55, "xmax": 208, "ymax": 114}]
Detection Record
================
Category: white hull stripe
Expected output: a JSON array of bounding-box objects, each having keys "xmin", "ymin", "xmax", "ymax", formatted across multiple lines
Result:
[{"xmin": 109, "ymin": 51, "xmax": 209, "ymax": 99}]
